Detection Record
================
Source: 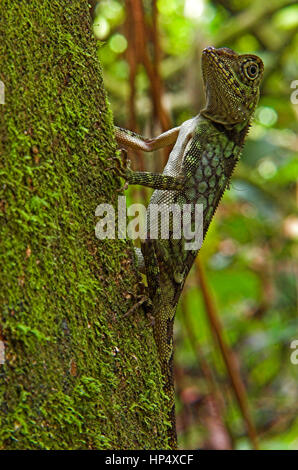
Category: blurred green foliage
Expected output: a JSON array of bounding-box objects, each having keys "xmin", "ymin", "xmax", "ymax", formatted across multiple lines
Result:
[{"xmin": 95, "ymin": 0, "xmax": 297, "ymax": 449}]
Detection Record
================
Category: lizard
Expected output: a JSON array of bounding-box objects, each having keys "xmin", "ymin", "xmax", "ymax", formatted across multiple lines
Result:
[{"xmin": 112, "ymin": 46, "xmax": 264, "ymax": 449}]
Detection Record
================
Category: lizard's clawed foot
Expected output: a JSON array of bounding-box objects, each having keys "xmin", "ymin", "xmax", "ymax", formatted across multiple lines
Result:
[
  {"xmin": 123, "ymin": 293, "xmax": 152, "ymax": 318},
  {"xmin": 106, "ymin": 148, "xmax": 131, "ymax": 181}
]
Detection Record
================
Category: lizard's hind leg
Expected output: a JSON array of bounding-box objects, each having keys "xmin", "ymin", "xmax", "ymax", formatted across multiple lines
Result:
[
  {"xmin": 134, "ymin": 247, "xmax": 145, "ymax": 274},
  {"xmin": 141, "ymin": 239, "xmax": 162, "ymax": 302},
  {"xmin": 123, "ymin": 247, "xmax": 151, "ymax": 317}
]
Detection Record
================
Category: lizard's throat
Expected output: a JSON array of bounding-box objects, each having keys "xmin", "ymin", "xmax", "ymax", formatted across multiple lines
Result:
[
  {"xmin": 200, "ymin": 85, "xmax": 256, "ymax": 127},
  {"xmin": 200, "ymin": 103, "xmax": 250, "ymax": 127}
]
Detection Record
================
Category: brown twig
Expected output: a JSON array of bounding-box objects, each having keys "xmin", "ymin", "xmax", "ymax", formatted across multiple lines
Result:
[
  {"xmin": 180, "ymin": 294, "xmax": 233, "ymax": 449},
  {"xmin": 125, "ymin": 0, "xmax": 171, "ymax": 131},
  {"xmin": 195, "ymin": 257, "xmax": 259, "ymax": 449}
]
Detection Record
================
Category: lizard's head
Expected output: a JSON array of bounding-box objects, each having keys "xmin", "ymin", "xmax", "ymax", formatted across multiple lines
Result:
[{"xmin": 201, "ymin": 46, "xmax": 264, "ymax": 126}]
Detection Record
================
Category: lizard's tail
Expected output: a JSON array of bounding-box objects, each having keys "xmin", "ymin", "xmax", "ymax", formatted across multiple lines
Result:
[
  {"xmin": 153, "ymin": 305, "xmax": 177, "ymax": 449},
  {"xmin": 141, "ymin": 240, "xmax": 178, "ymax": 448},
  {"xmin": 165, "ymin": 350, "xmax": 178, "ymax": 449}
]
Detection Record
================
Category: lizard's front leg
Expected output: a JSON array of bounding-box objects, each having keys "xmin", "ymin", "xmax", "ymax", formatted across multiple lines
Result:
[
  {"xmin": 127, "ymin": 171, "xmax": 184, "ymax": 191},
  {"xmin": 107, "ymin": 149, "xmax": 184, "ymax": 191},
  {"xmin": 115, "ymin": 126, "xmax": 180, "ymax": 152}
]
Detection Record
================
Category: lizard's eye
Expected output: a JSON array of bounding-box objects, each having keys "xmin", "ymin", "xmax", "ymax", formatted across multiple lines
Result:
[{"xmin": 243, "ymin": 61, "xmax": 259, "ymax": 80}]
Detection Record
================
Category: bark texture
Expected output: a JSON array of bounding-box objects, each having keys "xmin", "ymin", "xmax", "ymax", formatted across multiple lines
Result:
[{"xmin": 0, "ymin": 0, "xmax": 168, "ymax": 449}]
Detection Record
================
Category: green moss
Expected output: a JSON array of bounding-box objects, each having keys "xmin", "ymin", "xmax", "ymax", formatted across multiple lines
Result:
[{"xmin": 0, "ymin": 0, "xmax": 168, "ymax": 449}]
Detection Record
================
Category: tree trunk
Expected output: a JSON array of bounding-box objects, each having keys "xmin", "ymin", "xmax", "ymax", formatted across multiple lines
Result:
[{"xmin": 0, "ymin": 0, "xmax": 168, "ymax": 450}]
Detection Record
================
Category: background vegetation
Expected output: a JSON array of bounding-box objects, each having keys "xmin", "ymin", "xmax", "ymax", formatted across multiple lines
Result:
[{"xmin": 95, "ymin": 0, "xmax": 298, "ymax": 449}]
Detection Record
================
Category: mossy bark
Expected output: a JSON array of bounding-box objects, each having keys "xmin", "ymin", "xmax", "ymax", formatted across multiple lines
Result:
[{"xmin": 0, "ymin": 1, "xmax": 169, "ymax": 449}]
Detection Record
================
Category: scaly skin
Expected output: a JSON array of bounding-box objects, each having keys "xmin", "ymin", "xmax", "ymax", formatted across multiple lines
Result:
[{"xmin": 114, "ymin": 47, "xmax": 264, "ymax": 449}]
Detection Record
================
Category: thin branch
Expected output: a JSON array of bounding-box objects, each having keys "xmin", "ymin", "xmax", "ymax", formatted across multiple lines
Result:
[
  {"xmin": 180, "ymin": 295, "xmax": 233, "ymax": 449},
  {"xmin": 214, "ymin": 0, "xmax": 297, "ymax": 46},
  {"xmin": 195, "ymin": 258, "xmax": 259, "ymax": 450}
]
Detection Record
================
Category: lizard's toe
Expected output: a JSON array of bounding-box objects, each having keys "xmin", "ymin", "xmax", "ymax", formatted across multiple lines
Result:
[{"xmin": 105, "ymin": 149, "xmax": 131, "ymax": 180}]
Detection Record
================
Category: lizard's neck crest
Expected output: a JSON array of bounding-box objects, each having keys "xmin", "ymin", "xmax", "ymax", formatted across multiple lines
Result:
[
  {"xmin": 198, "ymin": 113, "xmax": 251, "ymax": 146},
  {"xmin": 211, "ymin": 118, "xmax": 251, "ymax": 146}
]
